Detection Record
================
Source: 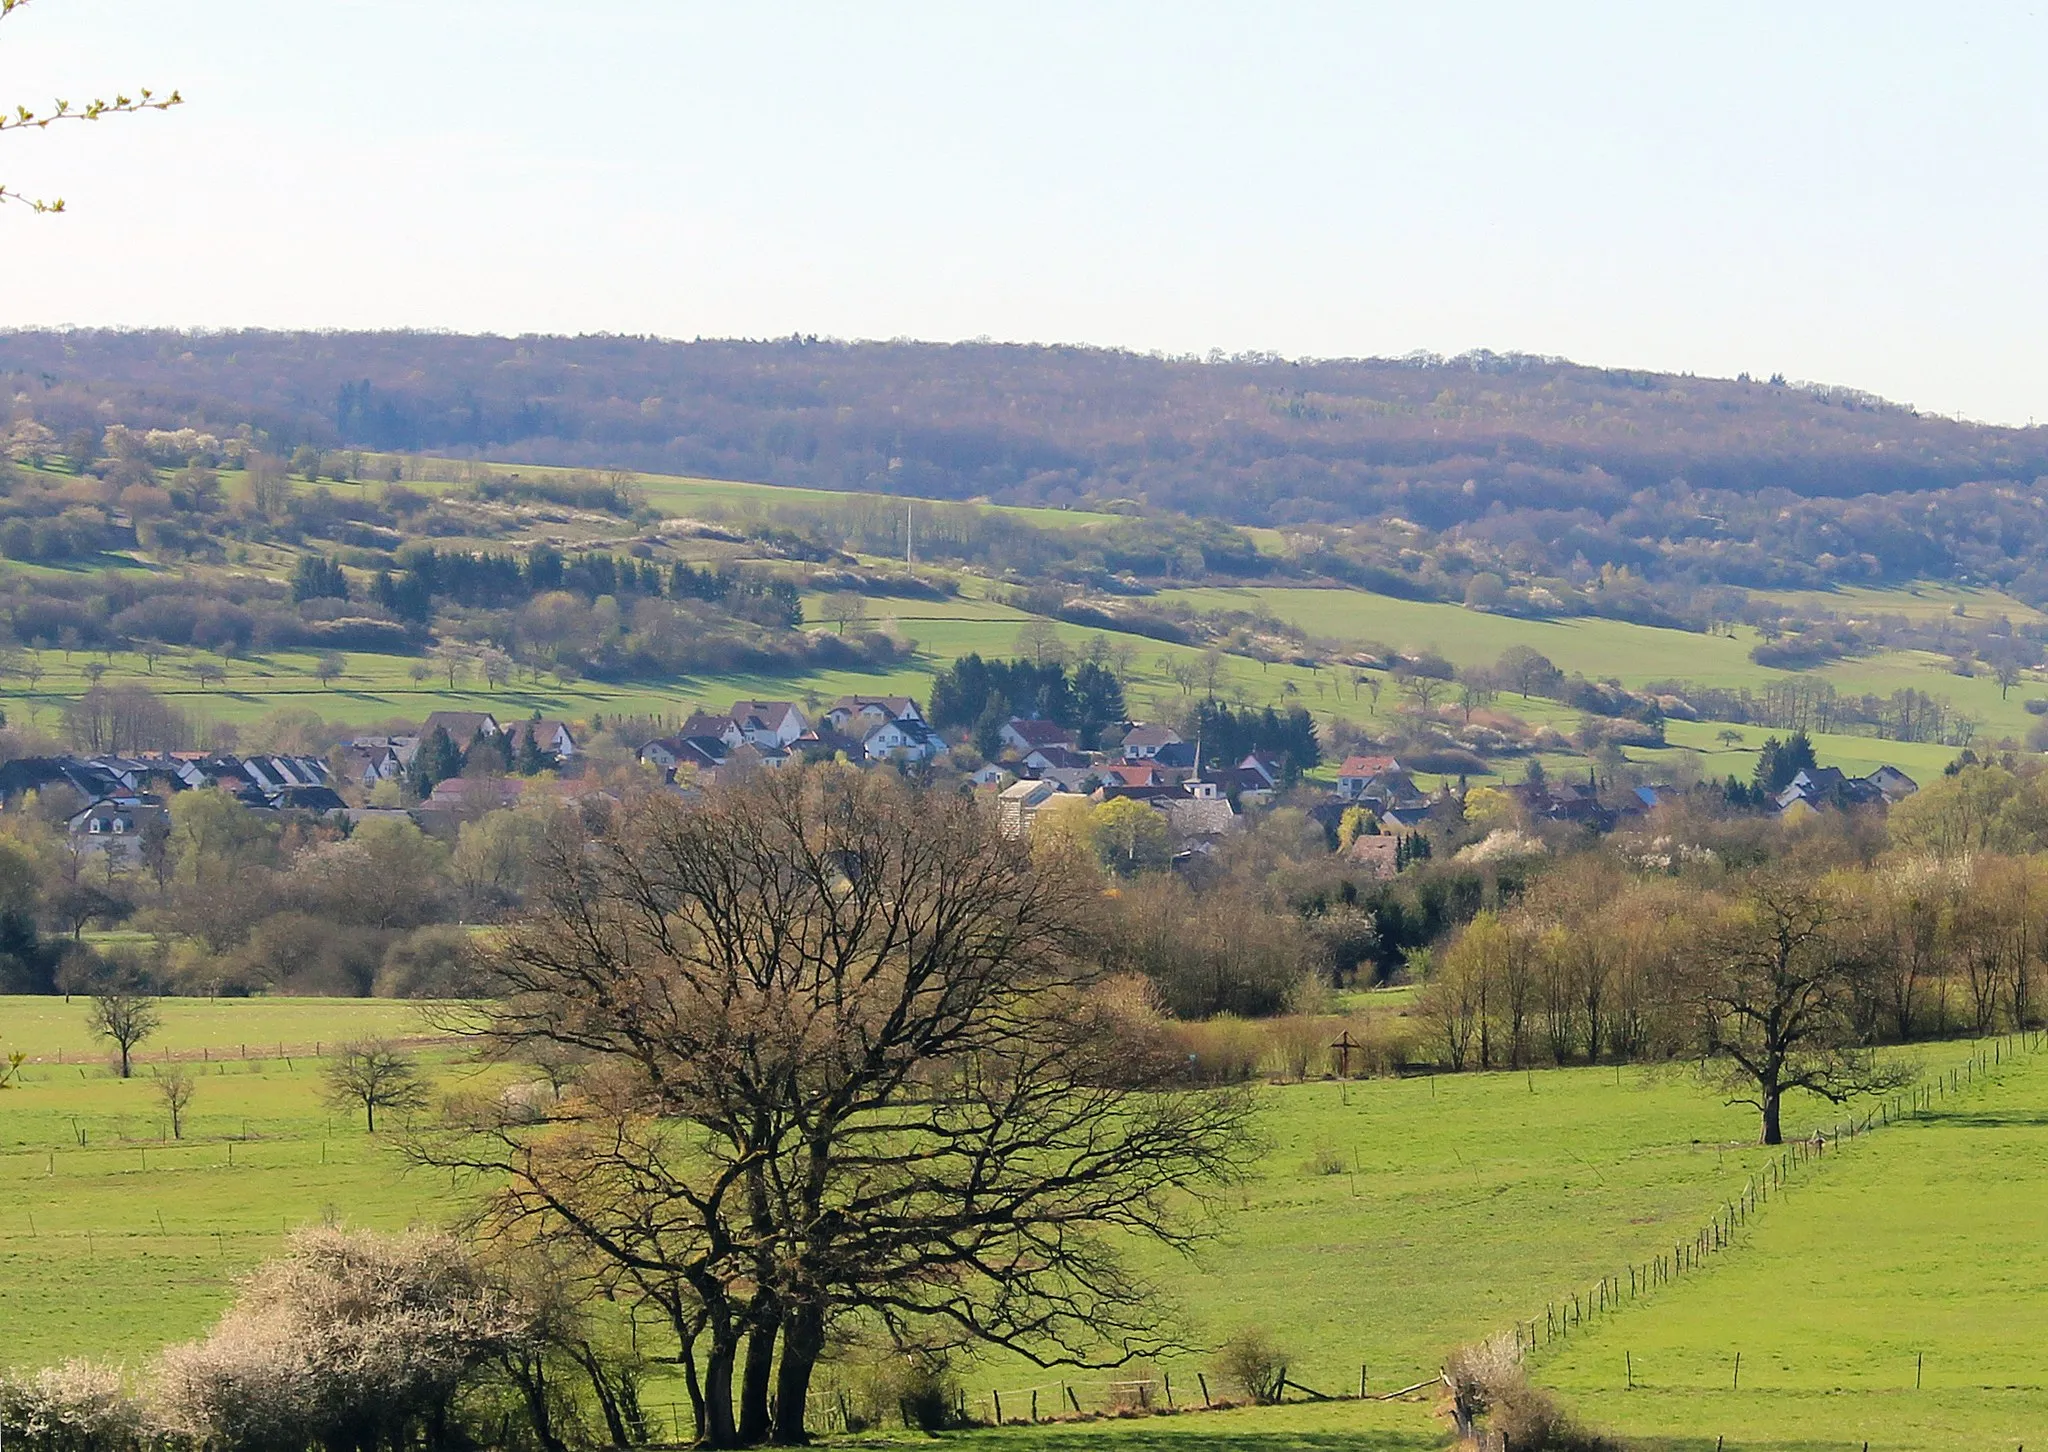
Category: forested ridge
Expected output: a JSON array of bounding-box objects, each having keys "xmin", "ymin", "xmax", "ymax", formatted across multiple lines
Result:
[{"xmin": 10, "ymin": 328, "xmax": 2048, "ymax": 597}]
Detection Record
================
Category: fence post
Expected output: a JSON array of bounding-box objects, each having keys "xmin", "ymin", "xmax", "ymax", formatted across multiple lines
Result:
[{"xmin": 1197, "ymin": 1373, "xmax": 1210, "ymax": 1409}]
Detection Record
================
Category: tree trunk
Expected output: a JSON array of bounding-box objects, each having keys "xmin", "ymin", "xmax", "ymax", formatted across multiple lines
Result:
[
  {"xmin": 771, "ymin": 1302, "xmax": 827, "ymax": 1445},
  {"xmin": 1760, "ymin": 1083, "xmax": 1783, "ymax": 1146},
  {"xmin": 700, "ymin": 1335, "xmax": 741, "ymax": 1448},
  {"xmin": 738, "ymin": 1309, "xmax": 779, "ymax": 1445}
]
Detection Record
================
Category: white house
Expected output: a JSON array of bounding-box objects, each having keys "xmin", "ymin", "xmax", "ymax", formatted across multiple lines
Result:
[
  {"xmin": 729, "ymin": 700, "xmax": 810, "ymax": 749},
  {"xmin": 508, "ymin": 718, "xmax": 578, "ymax": 760},
  {"xmin": 823, "ymin": 696, "xmax": 925, "ymax": 735},
  {"xmin": 862, "ymin": 719, "xmax": 947, "ymax": 764},
  {"xmin": 1121, "ymin": 724, "xmax": 1183, "ymax": 762}
]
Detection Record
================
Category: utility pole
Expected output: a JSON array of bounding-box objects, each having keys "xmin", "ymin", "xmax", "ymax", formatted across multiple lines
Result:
[{"xmin": 906, "ymin": 502, "xmax": 914, "ymax": 565}]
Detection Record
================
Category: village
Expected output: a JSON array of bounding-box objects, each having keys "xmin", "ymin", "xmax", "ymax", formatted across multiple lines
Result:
[{"xmin": 0, "ymin": 690, "xmax": 1923, "ymax": 880}]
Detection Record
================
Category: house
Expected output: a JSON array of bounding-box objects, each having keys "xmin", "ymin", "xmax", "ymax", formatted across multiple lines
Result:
[
  {"xmin": 679, "ymin": 711, "xmax": 746, "ymax": 750},
  {"xmin": 1336, "ymin": 755, "xmax": 1410, "ymax": 804},
  {"xmin": 66, "ymin": 793, "xmax": 169, "ymax": 859},
  {"xmin": 0, "ymin": 756, "xmax": 127, "ymax": 806},
  {"xmin": 1000, "ymin": 718, "xmax": 1074, "ymax": 756},
  {"xmin": 506, "ymin": 718, "xmax": 577, "ymax": 761},
  {"xmin": 238, "ymin": 755, "xmax": 333, "ymax": 794},
  {"xmin": 967, "ymin": 763, "xmax": 1012, "ymax": 789},
  {"xmin": 1159, "ymin": 778, "xmax": 1240, "ymax": 844},
  {"xmin": 728, "ymin": 701, "xmax": 809, "ymax": 749},
  {"xmin": 1100, "ymin": 761, "xmax": 1168, "ymax": 792},
  {"xmin": 1022, "ymin": 744, "xmax": 1093, "ymax": 775},
  {"xmin": 640, "ymin": 735, "xmax": 732, "ymax": 778},
  {"xmin": 1205, "ymin": 766, "xmax": 1277, "ymax": 805},
  {"xmin": 1344, "ymin": 833, "xmax": 1401, "ymax": 880},
  {"xmin": 422, "ymin": 711, "xmax": 502, "ymax": 746},
  {"xmin": 1238, "ymin": 752, "xmax": 1285, "ymax": 789},
  {"xmin": 1775, "ymin": 766, "xmax": 1897, "ymax": 815},
  {"xmin": 823, "ymin": 696, "xmax": 925, "ymax": 734},
  {"xmin": 268, "ymin": 785, "xmax": 349, "ymax": 814},
  {"xmin": 342, "ymin": 736, "xmax": 418, "ymax": 788},
  {"xmin": 997, "ymin": 777, "xmax": 1073, "ymax": 839},
  {"xmin": 1149, "ymin": 741, "xmax": 1198, "ymax": 771},
  {"xmin": 1121, "ymin": 724, "xmax": 1183, "ymax": 762},
  {"xmin": 861, "ymin": 718, "xmax": 947, "ymax": 764}
]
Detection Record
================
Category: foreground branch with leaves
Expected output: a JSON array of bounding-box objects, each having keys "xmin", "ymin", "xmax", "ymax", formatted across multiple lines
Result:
[
  {"xmin": 0, "ymin": 0, "xmax": 183, "ymax": 212},
  {"xmin": 415, "ymin": 765, "xmax": 1261, "ymax": 1447}
]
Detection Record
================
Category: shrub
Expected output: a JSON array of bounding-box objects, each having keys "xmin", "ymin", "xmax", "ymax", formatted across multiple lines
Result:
[
  {"xmin": 1217, "ymin": 1328, "xmax": 1288, "ymax": 1405},
  {"xmin": 1265, "ymin": 1015, "xmax": 1330, "ymax": 1081},
  {"xmin": 0, "ymin": 1360, "xmax": 150, "ymax": 1452},
  {"xmin": 156, "ymin": 1228, "xmax": 530, "ymax": 1452},
  {"xmin": 1167, "ymin": 1016, "xmax": 1266, "ymax": 1083},
  {"xmin": 1443, "ymin": 1334, "xmax": 1611, "ymax": 1451}
]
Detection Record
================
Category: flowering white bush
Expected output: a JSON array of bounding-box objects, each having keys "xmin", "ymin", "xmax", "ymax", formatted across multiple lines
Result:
[
  {"xmin": 0, "ymin": 1359, "xmax": 150, "ymax": 1452},
  {"xmin": 155, "ymin": 1227, "xmax": 532, "ymax": 1452}
]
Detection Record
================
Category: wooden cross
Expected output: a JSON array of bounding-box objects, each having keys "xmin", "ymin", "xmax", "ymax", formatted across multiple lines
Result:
[{"xmin": 1330, "ymin": 1031, "xmax": 1359, "ymax": 1079}]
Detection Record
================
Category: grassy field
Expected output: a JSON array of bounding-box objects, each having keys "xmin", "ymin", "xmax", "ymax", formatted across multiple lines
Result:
[
  {"xmin": 339, "ymin": 454, "xmax": 1131, "ymax": 534},
  {"xmin": 0, "ymin": 601, "xmax": 1345, "ymax": 742},
  {"xmin": 0, "ymin": 994, "xmax": 439, "ymax": 1062},
  {"xmin": 1166, "ymin": 585, "xmax": 2043, "ymax": 753},
  {"xmin": 1540, "ymin": 1041, "xmax": 2048, "ymax": 1451},
  {"xmin": 0, "ymin": 998, "xmax": 467, "ymax": 1367},
  {"xmin": 5, "ymin": 995, "xmax": 2020, "ymax": 1452}
]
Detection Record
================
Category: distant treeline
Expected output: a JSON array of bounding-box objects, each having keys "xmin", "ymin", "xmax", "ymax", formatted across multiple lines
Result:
[{"xmin": 17, "ymin": 331, "xmax": 2048, "ymax": 603}]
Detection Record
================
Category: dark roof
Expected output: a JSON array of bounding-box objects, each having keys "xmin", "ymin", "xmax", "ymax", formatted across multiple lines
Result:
[
  {"xmin": 0, "ymin": 757, "xmax": 126, "ymax": 803},
  {"xmin": 1005, "ymin": 718, "xmax": 1073, "ymax": 748},
  {"xmin": 270, "ymin": 786, "xmax": 348, "ymax": 813}
]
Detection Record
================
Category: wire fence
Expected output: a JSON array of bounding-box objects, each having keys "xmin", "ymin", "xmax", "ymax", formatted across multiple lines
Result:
[{"xmin": 1511, "ymin": 1032, "xmax": 2040, "ymax": 1367}]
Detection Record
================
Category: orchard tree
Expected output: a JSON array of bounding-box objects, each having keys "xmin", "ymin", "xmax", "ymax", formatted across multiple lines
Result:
[
  {"xmin": 88, "ymin": 987, "xmax": 159, "ymax": 1078},
  {"xmin": 323, "ymin": 1039, "xmax": 430, "ymax": 1132}
]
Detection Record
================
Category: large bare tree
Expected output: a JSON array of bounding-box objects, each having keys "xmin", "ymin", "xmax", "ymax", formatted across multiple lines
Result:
[
  {"xmin": 419, "ymin": 766, "xmax": 1257, "ymax": 1447},
  {"xmin": 1688, "ymin": 873, "xmax": 1909, "ymax": 1144}
]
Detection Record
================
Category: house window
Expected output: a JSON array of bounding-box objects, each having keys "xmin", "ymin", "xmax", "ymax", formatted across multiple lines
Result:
[
  {"xmin": 88, "ymin": 819, "xmax": 102, "ymax": 833},
  {"xmin": 112, "ymin": 818, "xmax": 126, "ymax": 833}
]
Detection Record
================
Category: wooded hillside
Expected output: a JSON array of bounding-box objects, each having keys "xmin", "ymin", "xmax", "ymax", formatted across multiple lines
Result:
[{"xmin": 9, "ymin": 330, "xmax": 2048, "ymax": 597}]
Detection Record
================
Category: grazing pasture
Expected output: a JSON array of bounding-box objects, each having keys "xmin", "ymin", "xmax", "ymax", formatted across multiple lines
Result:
[{"xmin": 7, "ymin": 997, "xmax": 2020, "ymax": 1452}]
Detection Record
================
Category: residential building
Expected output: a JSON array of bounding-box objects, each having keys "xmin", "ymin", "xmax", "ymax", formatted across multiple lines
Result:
[
  {"xmin": 823, "ymin": 696, "xmax": 925, "ymax": 734},
  {"xmin": 1120, "ymin": 724, "xmax": 1183, "ymax": 762},
  {"xmin": 1000, "ymin": 718, "xmax": 1074, "ymax": 756},
  {"xmin": 728, "ymin": 700, "xmax": 809, "ymax": 749},
  {"xmin": 997, "ymin": 777, "xmax": 1071, "ymax": 839},
  {"xmin": 861, "ymin": 718, "xmax": 947, "ymax": 764}
]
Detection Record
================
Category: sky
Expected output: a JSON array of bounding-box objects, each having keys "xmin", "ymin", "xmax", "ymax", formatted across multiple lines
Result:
[{"xmin": 3, "ymin": 2, "xmax": 2047, "ymax": 423}]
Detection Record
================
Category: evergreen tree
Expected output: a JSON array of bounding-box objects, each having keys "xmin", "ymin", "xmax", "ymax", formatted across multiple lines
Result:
[{"xmin": 407, "ymin": 726, "xmax": 464, "ymax": 797}]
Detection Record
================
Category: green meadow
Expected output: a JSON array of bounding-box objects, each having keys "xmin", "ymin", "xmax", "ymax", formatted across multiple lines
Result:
[
  {"xmin": 1541, "ymin": 1044, "xmax": 2048, "ymax": 1451},
  {"xmin": 0, "ymin": 601, "xmax": 1343, "ymax": 742},
  {"xmin": 5, "ymin": 996, "xmax": 2035, "ymax": 1449},
  {"xmin": 1165, "ymin": 584, "xmax": 2043, "ymax": 752}
]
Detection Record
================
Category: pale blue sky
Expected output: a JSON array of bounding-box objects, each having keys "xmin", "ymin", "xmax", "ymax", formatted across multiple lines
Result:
[{"xmin": 4, "ymin": 2, "xmax": 2047, "ymax": 422}]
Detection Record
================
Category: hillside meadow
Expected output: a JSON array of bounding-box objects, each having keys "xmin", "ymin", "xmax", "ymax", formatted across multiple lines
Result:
[
  {"xmin": 1163, "ymin": 584, "xmax": 2044, "ymax": 749},
  {"xmin": 3, "ymin": 996, "xmax": 2030, "ymax": 1450}
]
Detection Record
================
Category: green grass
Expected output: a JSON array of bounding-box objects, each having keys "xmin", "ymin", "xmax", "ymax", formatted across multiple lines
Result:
[
  {"xmin": 1539, "ymin": 1041, "xmax": 2048, "ymax": 1451},
  {"xmin": 0, "ymin": 607, "xmax": 1346, "ymax": 739},
  {"xmin": 1166, "ymin": 585, "xmax": 2037, "ymax": 764},
  {"xmin": 0, "ymin": 999, "xmax": 470, "ymax": 1367},
  {"xmin": 0, "ymin": 994, "xmax": 442, "ymax": 1062},
  {"xmin": 337, "ymin": 454, "xmax": 1130, "ymax": 533},
  {"xmin": 0, "ymin": 993, "xmax": 2028, "ymax": 1449}
]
